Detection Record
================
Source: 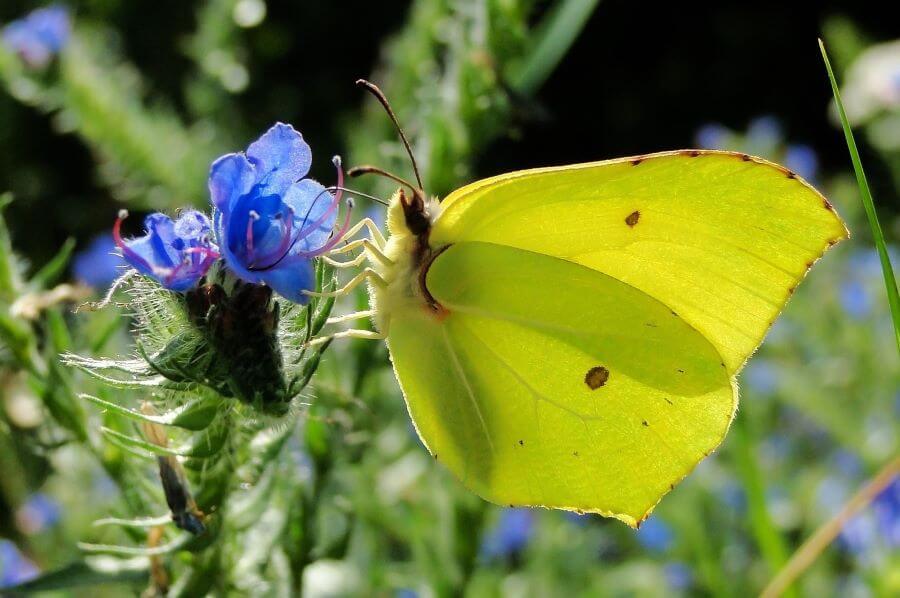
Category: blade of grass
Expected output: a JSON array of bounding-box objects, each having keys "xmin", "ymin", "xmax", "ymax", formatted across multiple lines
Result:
[
  {"xmin": 508, "ymin": 0, "xmax": 601, "ymax": 96},
  {"xmin": 730, "ymin": 417, "xmax": 794, "ymax": 596},
  {"xmin": 761, "ymin": 42, "xmax": 900, "ymax": 596},
  {"xmin": 819, "ymin": 39, "xmax": 900, "ymax": 355}
]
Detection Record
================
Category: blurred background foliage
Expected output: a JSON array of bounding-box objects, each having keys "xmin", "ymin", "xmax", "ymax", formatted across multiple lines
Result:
[{"xmin": 0, "ymin": 0, "xmax": 898, "ymax": 596}]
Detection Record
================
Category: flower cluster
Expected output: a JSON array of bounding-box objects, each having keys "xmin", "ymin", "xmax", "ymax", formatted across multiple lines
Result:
[
  {"xmin": 115, "ymin": 123, "xmax": 348, "ymax": 303},
  {"xmin": 2, "ymin": 5, "xmax": 70, "ymax": 69},
  {"xmin": 114, "ymin": 210, "xmax": 219, "ymax": 292}
]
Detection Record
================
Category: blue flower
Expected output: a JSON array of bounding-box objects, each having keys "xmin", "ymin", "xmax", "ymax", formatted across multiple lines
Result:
[
  {"xmin": 0, "ymin": 539, "xmax": 38, "ymax": 589},
  {"xmin": 719, "ymin": 481, "xmax": 747, "ymax": 513},
  {"xmin": 743, "ymin": 359, "xmax": 780, "ymax": 395},
  {"xmin": 16, "ymin": 492, "xmax": 61, "ymax": 534},
  {"xmin": 480, "ymin": 508, "xmax": 535, "ymax": 559},
  {"xmin": 72, "ymin": 233, "xmax": 122, "ymax": 289},
  {"xmin": 664, "ymin": 562, "xmax": 693, "ymax": 590},
  {"xmin": 694, "ymin": 123, "xmax": 729, "ymax": 149},
  {"xmin": 872, "ymin": 477, "xmax": 900, "ymax": 548},
  {"xmin": 2, "ymin": 5, "xmax": 70, "ymax": 69},
  {"xmin": 209, "ymin": 123, "xmax": 349, "ymax": 304},
  {"xmin": 114, "ymin": 209, "xmax": 219, "ymax": 292},
  {"xmin": 784, "ymin": 144, "xmax": 819, "ymax": 181},
  {"xmin": 746, "ymin": 115, "xmax": 782, "ymax": 146},
  {"xmin": 636, "ymin": 516, "xmax": 673, "ymax": 552},
  {"xmin": 839, "ymin": 280, "xmax": 873, "ymax": 320}
]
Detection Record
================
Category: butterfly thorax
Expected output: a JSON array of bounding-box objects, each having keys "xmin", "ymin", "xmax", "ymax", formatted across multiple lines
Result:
[{"xmin": 370, "ymin": 188, "xmax": 445, "ymax": 333}]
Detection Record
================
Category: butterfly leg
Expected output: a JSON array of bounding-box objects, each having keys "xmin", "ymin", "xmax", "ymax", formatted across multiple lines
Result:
[
  {"xmin": 326, "ymin": 309, "xmax": 375, "ymax": 325},
  {"xmin": 302, "ymin": 268, "xmax": 387, "ymax": 299},
  {"xmin": 324, "ymin": 238, "xmax": 392, "ymax": 267},
  {"xmin": 336, "ymin": 217, "xmax": 387, "ymax": 248},
  {"xmin": 306, "ymin": 327, "xmax": 385, "ymax": 347}
]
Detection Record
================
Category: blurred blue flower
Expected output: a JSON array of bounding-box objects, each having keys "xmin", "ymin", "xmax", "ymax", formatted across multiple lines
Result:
[
  {"xmin": 564, "ymin": 511, "xmax": 591, "ymax": 527},
  {"xmin": 746, "ymin": 115, "xmax": 782, "ymax": 148},
  {"xmin": 0, "ymin": 540, "xmax": 38, "ymax": 589},
  {"xmin": 114, "ymin": 210, "xmax": 219, "ymax": 292},
  {"xmin": 743, "ymin": 359, "xmax": 780, "ymax": 395},
  {"xmin": 395, "ymin": 590, "xmax": 418, "ymax": 598},
  {"xmin": 719, "ymin": 481, "xmax": 747, "ymax": 513},
  {"xmin": 695, "ymin": 123, "xmax": 729, "ymax": 149},
  {"xmin": 16, "ymin": 492, "xmax": 61, "ymax": 534},
  {"xmin": 783, "ymin": 144, "xmax": 819, "ymax": 181},
  {"xmin": 817, "ymin": 475, "xmax": 849, "ymax": 512},
  {"xmin": 872, "ymin": 477, "xmax": 900, "ymax": 548},
  {"xmin": 72, "ymin": 233, "xmax": 121, "ymax": 289},
  {"xmin": 839, "ymin": 280, "xmax": 873, "ymax": 320},
  {"xmin": 760, "ymin": 433, "xmax": 793, "ymax": 464},
  {"xmin": 847, "ymin": 248, "xmax": 887, "ymax": 279},
  {"xmin": 480, "ymin": 508, "xmax": 535, "ymax": 559},
  {"xmin": 840, "ymin": 508, "xmax": 878, "ymax": 557},
  {"xmin": 832, "ymin": 450, "xmax": 863, "ymax": 478},
  {"xmin": 210, "ymin": 123, "xmax": 348, "ymax": 304},
  {"xmin": 664, "ymin": 561, "xmax": 693, "ymax": 590},
  {"xmin": 635, "ymin": 517, "xmax": 673, "ymax": 552},
  {"xmin": 2, "ymin": 5, "xmax": 70, "ymax": 69}
]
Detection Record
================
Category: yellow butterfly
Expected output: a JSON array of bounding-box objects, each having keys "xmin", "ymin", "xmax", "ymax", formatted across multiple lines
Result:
[{"xmin": 310, "ymin": 81, "xmax": 847, "ymax": 527}]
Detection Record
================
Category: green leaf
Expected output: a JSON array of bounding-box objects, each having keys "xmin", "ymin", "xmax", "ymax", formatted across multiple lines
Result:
[
  {"xmin": 1, "ymin": 558, "xmax": 148, "ymax": 593},
  {"xmin": 0, "ymin": 192, "xmax": 19, "ymax": 297},
  {"xmin": 31, "ymin": 237, "xmax": 76, "ymax": 289}
]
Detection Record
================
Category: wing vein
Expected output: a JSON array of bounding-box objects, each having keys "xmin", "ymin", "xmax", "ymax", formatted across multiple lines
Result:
[{"xmin": 440, "ymin": 326, "xmax": 496, "ymax": 456}]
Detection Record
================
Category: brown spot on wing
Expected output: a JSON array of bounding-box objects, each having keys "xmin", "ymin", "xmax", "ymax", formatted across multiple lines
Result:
[
  {"xmin": 585, "ymin": 366, "xmax": 610, "ymax": 390},
  {"xmin": 631, "ymin": 158, "xmax": 644, "ymax": 166},
  {"xmin": 625, "ymin": 210, "xmax": 640, "ymax": 227}
]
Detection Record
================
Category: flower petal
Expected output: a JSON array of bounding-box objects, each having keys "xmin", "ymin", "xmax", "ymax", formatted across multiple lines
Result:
[
  {"xmin": 73, "ymin": 234, "xmax": 122, "ymax": 289},
  {"xmin": 283, "ymin": 179, "xmax": 336, "ymax": 253},
  {"xmin": 246, "ymin": 123, "xmax": 312, "ymax": 194},
  {"xmin": 226, "ymin": 192, "xmax": 294, "ymax": 269},
  {"xmin": 174, "ymin": 210, "xmax": 213, "ymax": 244},
  {"xmin": 29, "ymin": 6, "xmax": 70, "ymax": 52},
  {"xmin": 257, "ymin": 257, "xmax": 316, "ymax": 305},
  {"xmin": 144, "ymin": 213, "xmax": 183, "ymax": 266},
  {"xmin": 209, "ymin": 153, "xmax": 255, "ymax": 210}
]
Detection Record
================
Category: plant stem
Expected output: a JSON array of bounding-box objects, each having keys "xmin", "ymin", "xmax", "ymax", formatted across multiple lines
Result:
[{"xmin": 761, "ymin": 454, "xmax": 899, "ymax": 597}]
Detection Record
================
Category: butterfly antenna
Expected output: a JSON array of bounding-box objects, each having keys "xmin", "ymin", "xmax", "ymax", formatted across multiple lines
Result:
[
  {"xmin": 328, "ymin": 185, "xmax": 390, "ymax": 206},
  {"xmin": 356, "ymin": 79, "xmax": 424, "ymax": 191},
  {"xmin": 346, "ymin": 165, "xmax": 421, "ymax": 198}
]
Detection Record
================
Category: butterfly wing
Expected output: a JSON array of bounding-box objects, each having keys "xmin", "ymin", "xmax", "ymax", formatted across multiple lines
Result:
[
  {"xmin": 386, "ymin": 150, "xmax": 846, "ymax": 524},
  {"xmin": 389, "ymin": 241, "xmax": 734, "ymax": 526},
  {"xmin": 430, "ymin": 151, "xmax": 848, "ymax": 373}
]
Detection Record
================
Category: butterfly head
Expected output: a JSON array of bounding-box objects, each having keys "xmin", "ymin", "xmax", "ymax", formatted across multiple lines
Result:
[{"xmin": 386, "ymin": 187, "xmax": 442, "ymax": 240}]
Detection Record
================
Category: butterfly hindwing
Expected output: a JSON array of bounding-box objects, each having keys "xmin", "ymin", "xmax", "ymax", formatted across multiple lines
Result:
[{"xmin": 389, "ymin": 241, "xmax": 735, "ymax": 526}]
